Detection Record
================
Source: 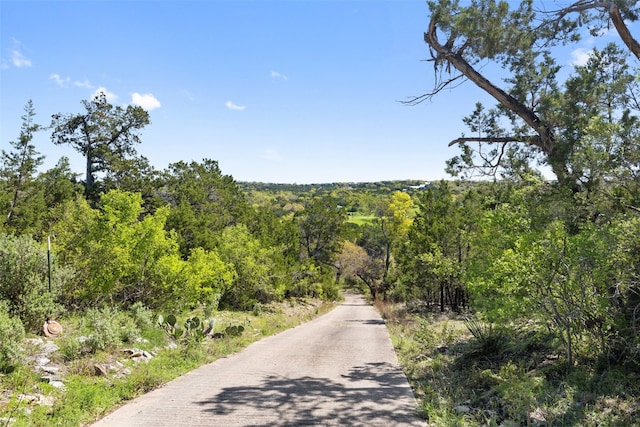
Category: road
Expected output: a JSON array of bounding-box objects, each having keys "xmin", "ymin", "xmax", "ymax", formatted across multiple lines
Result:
[{"xmin": 90, "ymin": 294, "xmax": 426, "ymax": 426}]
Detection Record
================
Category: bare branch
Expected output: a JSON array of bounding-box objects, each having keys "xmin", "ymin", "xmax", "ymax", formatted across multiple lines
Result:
[
  {"xmin": 403, "ymin": 73, "xmax": 465, "ymax": 105},
  {"xmin": 447, "ymin": 136, "xmax": 541, "ymax": 147}
]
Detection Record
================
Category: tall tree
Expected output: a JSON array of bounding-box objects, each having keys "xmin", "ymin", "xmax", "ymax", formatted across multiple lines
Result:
[
  {"xmin": 413, "ymin": 0, "xmax": 639, "ymax": 192},
  {"xmin": 50, "ymin": 92, "xmax": 150, "ymax": 200},
  {"xmin": 0, "ymin": 100, "xmax": 45, "ymax": 233}
]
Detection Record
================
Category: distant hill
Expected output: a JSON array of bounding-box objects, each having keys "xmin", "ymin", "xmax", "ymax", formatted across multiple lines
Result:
[{"xmin": 237, "ymin": 180, "xmax": 431, "ymax": 195}]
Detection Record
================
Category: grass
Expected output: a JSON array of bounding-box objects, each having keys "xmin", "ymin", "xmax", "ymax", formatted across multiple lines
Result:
[
  {"xmin": 0, "ymin": 298, "xmax": 337, "ymax": 427},
  {"xmin": 377, "ymin": 301, "xmax": 640, "ymax": 427},
  {"xmin": 346, "ymin": 213, "xmax": 376, "ymax": 225}
]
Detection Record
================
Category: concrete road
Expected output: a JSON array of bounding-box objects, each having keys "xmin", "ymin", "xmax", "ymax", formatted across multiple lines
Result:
[{"xmin": 90, "ymin": 294, "xmax": 426, "ymax": 426}]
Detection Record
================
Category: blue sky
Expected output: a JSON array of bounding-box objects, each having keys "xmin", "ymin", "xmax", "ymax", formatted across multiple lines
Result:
[{"xmin": 1, "ymin": 1, "xmax": 636, "ymax": 184}]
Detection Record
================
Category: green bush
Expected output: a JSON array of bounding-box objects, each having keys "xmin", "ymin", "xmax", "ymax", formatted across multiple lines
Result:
[
  {"xmin": 84, "ymin": 307, "xmax": 134, "ymax": 352},
  {"xmin": 128, "ymin": 302, "xmax": 155, "ymax": 330},
  {"xmin": 0, "ymin": 301, "xmax": 25, "ymax": 372},
  {"xmin": 59, "ymin": 336, "xmax": 83, "ymax": 362},
  {"xmin": 0, "ymin": 233, "xmax": 67, "ymax": 331}
]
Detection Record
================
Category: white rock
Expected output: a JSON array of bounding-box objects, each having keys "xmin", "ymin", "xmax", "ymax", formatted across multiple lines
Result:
[
  {"xmin": 49, "ymin": 381, "xmax": 65, "ymax": 389},
  {"xmin": 454, "ymin": 405, "xmax": 471, "ymax": 414}
]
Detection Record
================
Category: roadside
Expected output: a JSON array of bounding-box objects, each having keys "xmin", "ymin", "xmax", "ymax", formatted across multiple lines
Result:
[{"xmin": 0, "ymin": 298, "xmax": 336, "ymax": 426}]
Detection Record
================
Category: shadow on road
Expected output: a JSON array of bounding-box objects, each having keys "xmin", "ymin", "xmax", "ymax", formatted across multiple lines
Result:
[{"xmin": 195, "ymin": 362, "xmax": 424, "ymax": 426}]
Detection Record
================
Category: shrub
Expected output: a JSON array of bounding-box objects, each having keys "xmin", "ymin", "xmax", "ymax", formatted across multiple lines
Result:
[
  {"xmin": 0, "ymin": 233, "xmax": 67, "ymax": 331},
  {"xmin": 463, "ymin": 316, "xmax": 509, "ymax": 357},
  {"xmin": 83, "ymin": 307, "xmax": 131, "ymax": 352},
  {"xmin": 128, "ymin": 302, "xmax": 154, "ymax": 330},
  {"xmin": 0, "ymin": 301, "xmax": 25, "ymax": 372}
]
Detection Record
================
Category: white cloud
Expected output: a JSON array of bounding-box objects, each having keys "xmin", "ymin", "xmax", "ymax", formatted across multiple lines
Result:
[
  {"xmin": 570, "ymin": 48, "xmax": 593, "ymax": 66},
  {"xmin": 131, "ymin": 92, "xmax": 161, "ymax": 110},
  {"xmin": 226, "ymin": 101, "xmax": 246, "ymax": 111},
  {"xmin": 49, "ymin": 73, "xmax": 70, "ymax": 87},
  {"xmin": 262, "ymin": 148, "xmax": 282, "ymax": 161},
  {"xmin": 74, "ymin": 79, "xmax": 93, "ymax": 89},
  {"xmin": 271, "ymin": 71, "xmax": 288, "ymax": 81},
  {"xmin": 5, "ymin": 39, "xmax": 32, "ymax": 68},
  {"xmin": 92, "ymin": 86, "xmax": 118, "ymax": 103},
  {"xmin": 11, "ymin": 49, "xmax": 31, "ymax": 67}
]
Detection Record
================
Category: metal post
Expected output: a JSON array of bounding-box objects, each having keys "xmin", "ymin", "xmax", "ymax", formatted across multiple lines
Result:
[{"xmin": 47, "ymin": 235, "xmax": 52, "ymax": 293}]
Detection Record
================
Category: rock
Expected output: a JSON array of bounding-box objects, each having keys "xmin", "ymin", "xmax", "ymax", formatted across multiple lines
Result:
[
  {"xmin": 40, "ymin": 366, "xmax": 60, "ymax": 375},
  {"xmin": 40, "ymin": 341, "xmax": 59, "ymax": 355},
  {"xmin": 94, "ymin": 364, "xmax": 108, "ymax": 376},
  {"xmin": 24, "ymin": 338, "xmax": 44, "ymax": 347},
  {"xmin": 34, "ymin": 356, "xmax": 51, "ymax": 367},
  {"xmin": 529, "ymin": 407, "xmax": 547, "ymax": 426},
  {"xmin": 17, "ymin": 394, "xmax": 38, "ymax": 403},
  {"xmin": 40, "ymin": 374, "xmax": 62, "ymax": 383},
  {"xmin": 49, "ymin": 381, "xmax": 65, "ymax": 389},
  {"xmin": 37, "ymin": 394, "xmax": 55, "ymax": 407},
  {"xmin": 454, "ymin": 405, "xmax": 471, "ymax": 414}
]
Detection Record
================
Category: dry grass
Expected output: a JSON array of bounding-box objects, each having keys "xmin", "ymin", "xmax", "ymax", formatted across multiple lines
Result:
[{"xmin": 380, "ymin": 301, "xmax": 640, "ymax": 426}]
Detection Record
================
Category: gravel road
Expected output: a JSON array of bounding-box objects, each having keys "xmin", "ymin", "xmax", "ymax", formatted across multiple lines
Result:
[{"xmin": 90, "ymin": 294, "xmax": 426, "ymax": 426}]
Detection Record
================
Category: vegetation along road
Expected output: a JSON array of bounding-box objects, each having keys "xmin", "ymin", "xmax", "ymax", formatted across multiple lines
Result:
[{"xmin": 91, "ymin": 294, "xmax": 426, "ymax": 426}]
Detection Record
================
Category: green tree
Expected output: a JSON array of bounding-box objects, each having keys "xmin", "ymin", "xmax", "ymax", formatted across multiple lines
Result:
[
  {"xmin": 161, "ymin": 159, "xmax": 251, "ymax": 256},
  {"xmin": 413, "ymin": 0, "xmax": 639, "ymax": 193},
  {"xmin": 295, "ymin": 195, "xmax": 347, "ymax": 268},
  {"xmin": 102, "ymin": 154, "xmax": 162, "ymax": 210},
  {"xmin": 397, "ymin": 182, "xmax": 472, "ymax": 311},
  {"xmin": 50, "ymin": 92, "xmax": 150, "ymax": 200},
  {"xmin": 217, "ymin": 224, "xmax": 285, "ymax": 310},
  {"xmin": 51, "ymin": 190, "xmax": 184, "ymax": 308},
  {"xmin": 0, "ymin": 100, "xmax": 45, "ymax": 234},
  {"xmin": 38, "ymin": 157, "xmax": 82, "ymax": 215},
  {"xmin": 353, "ymin": 191, "xmax": 415, "ymax": 300}
]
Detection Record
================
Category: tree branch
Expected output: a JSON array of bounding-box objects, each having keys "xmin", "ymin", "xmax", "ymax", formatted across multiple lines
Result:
[
  {"xmin": 549, "ymin": 1, "xmax": 640, "ymax": 59},
  {"xmin": 424, "ymin": 17, "xmax": 555, "ymax": 155},
  {"xmin": 447, "ymin": 136, "xmax": 541, "ymax": 147}
]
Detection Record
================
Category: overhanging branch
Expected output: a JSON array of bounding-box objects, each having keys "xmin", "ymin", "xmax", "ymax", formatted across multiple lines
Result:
[{"xmin": 448, "ymin": 136, "xmax": 542, "ymax": 147}]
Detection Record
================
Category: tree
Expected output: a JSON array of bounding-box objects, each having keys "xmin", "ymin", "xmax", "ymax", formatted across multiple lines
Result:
[
  {"xmin": 0, "ymin": 100, "xmax": 45, "ymax": 233},
  {"xmin": 160, "ymin": 159, "xmax": 251, "ymax": 256},
  {"xmin": 354, "ymin": 191, "xmax": 415, "ymax": 300},
  {"xmin": 38, "ymin": 157, "xmax": 82, "ymax": 213},
  {"xmin": 217, "ymin": 224, "xmax": 285, "ymax": 309},
  {"xmin": 295, "ymin": 195, "xmax": 347, "ymax": 268},
  {"xmin": 50, "ymin": 92, "xmax": 150, "ymax": 200},
  {"xmin": 413, "ymin": 0, "xmax": 639, "ymax": 192},
  {"xmin": 338, "ymin": 241, "xmax": 386, "ymax": 300},
  {"xmin": 397, "ymin": 182, "xmax": 472, "ymax": 311}
]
